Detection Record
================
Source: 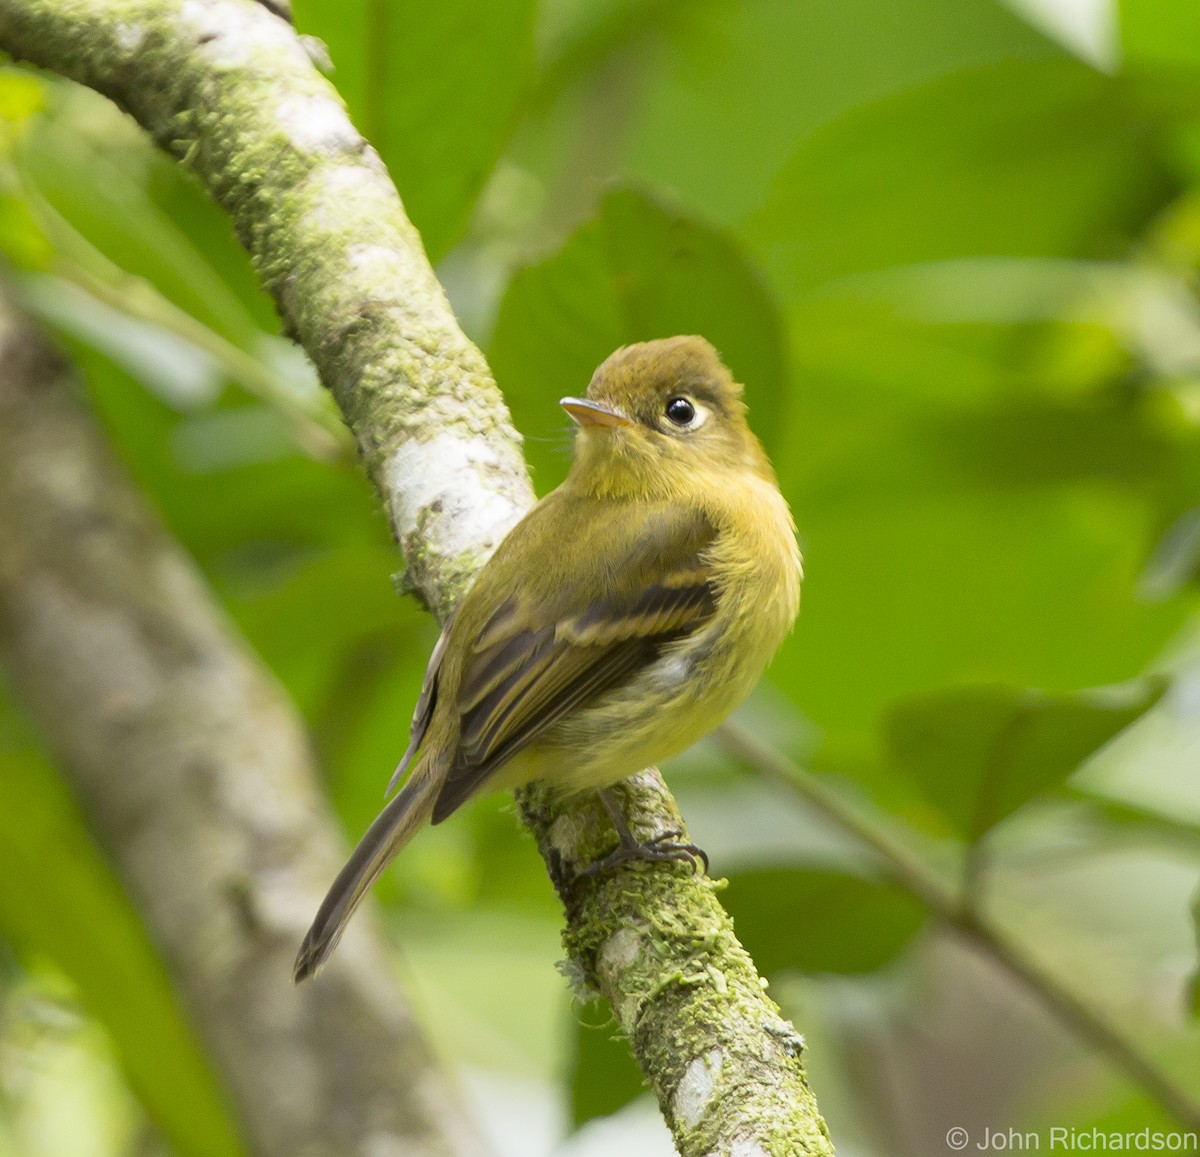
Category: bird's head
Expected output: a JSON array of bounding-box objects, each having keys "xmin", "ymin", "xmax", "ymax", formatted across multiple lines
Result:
[{"xmin": 560, "ymin": 336, "xmax": 768, "ymax": 499}]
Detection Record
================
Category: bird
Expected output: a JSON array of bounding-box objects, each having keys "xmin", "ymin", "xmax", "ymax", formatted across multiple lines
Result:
[{"xmin": 294, "ymin": 335, "xmax": 802, "ymax": 981}]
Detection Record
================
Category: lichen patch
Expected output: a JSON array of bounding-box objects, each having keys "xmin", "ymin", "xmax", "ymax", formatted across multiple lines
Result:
[
  {"xmin": 673, "ymin": 1048, "xmax": 723, "ymax": 1132},
  {"xmin": 276, "ymin": 93, "xmax": 362, "ymax": 156},
  {"xmin": 114, "ymin": 22, "xmax": 144, "ymax": 51},
  {"xmin": 598, "ymin": 925, "xmax": 646, "ymax": 978},
  {"xmin": 729, "ymin": 1139, "xmax": 772, "ymax": 1157}
]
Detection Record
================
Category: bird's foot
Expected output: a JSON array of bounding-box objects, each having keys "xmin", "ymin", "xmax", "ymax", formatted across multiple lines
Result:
[
  {"xmin": 579, "ymin": 790, "xmax": 709, "ymax": 879},
  {"xmin": 579, "ymin": 828, "xmax": 709, "ymax": 879}
]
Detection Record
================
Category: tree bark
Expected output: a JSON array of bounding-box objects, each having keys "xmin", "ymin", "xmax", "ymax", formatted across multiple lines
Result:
[
  {"xmin": 0, "ymin": 1, "xmax": 835, "ymax": 1151},
  {"xmin": 0, "ymin": 293, "xmax": 486, "ymax": 1157}
]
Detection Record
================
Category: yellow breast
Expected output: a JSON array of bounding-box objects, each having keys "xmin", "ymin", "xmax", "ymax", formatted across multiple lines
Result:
[{"xmin": 508, "ymin": 471, "xmax": 802, "ymax": 796}]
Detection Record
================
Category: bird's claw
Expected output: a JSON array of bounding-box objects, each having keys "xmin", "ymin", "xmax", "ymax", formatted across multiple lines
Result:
[{"xmin": 578, "ymin": 826, "xmax": 709, "ymax": 879}]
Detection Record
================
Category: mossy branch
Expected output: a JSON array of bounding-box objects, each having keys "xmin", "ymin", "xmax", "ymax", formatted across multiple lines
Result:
[{"xmin": 0, "ymin": 0, "xmax": 834, "ymax": 1151}]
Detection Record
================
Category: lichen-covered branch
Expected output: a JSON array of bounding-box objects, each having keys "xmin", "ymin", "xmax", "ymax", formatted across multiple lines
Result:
[
  {"xmin": 0, "ymin": 291, "xmax": 487, "ymax": 1157},
  {"xmin": 522, "ymin": 775, "xmax": 833, "ymax": 1154},
  {"xmin": 0, "ymin": 1, "xmax": 835, "ymax": 1151}
]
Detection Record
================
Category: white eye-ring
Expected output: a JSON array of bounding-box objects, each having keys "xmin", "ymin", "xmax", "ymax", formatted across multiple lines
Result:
[{"xmin": 663, "ymin": 396, "xmax": 708, "ymax": 430}]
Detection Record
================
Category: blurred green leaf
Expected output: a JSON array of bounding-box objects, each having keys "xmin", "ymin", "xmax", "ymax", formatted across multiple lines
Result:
[
  {"xmin": 728, "ymin": 58, "xmax": 1195, "ymax": 766},
  {"xmin": 568, "ymin": 1011, "xmax": 645, "ymax": 1129},
  {"xmin": 1068, "ymin": 785, "xmax": 1200, "ymax": 857},
  {"xmin": 490, "ymin": 185, "xmax": 789, "ymax": 488},
  {"xmin": 0, "ymin": 192, "xmax": 52, "ymax": 270},
  {"xmin": 1120, "ymin": 0, "xmax": 1200, "ymax": 70},
  {"xmin": 745, "ymin": 59, "xmax": 1179, "ymax": 300},
  {"xmin": 722, "ymin": 867, "xmax": 926, "ymax": 975},
  {"xmin": 223, "ymin": 542, "xmax": 412, "ymax": 712},
  {"xmin": 0, "ymin": 68, "xmax": 45, "ymax": 134},
  {"xmin": 767, "ymin": 414, "xmax": 1189, "ymax": 774},
  {"xmin": 20, "ymin": 113, "xmax": 265, "ymax": 348},
  {"xmin": 1190, "ymin": 884, "xmax": 1199, "ymax": 1019},
  {"xmin": 621, "ymin": 0, "xmax": 1058, "ymax": 224},
  {"xmin": 884, "ymin": 679, "xmax": 1166, "ymax": 839},
  {"xmin": 56, "ymin": 335, "xmax": 378, "ymax": 560},
  {"xmin": 395, "ymin": 909, "xmax": 566, "ymax": 1078},
  {"xmin": 293, "ymin": 0, "xmax": 536, "ymax": 261},
  {"xmin": 0, "ymin": 748, "xmax": 242, "ymax": 1157}
]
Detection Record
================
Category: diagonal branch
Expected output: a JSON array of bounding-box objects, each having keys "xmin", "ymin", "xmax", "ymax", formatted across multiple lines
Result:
[
  {"xmin": 0, "ymin": 289, "xmax": 487, "ymax": 1157},
  {"xmin": 718, "ymin": 719, "xmax": 1200, "ymax": 1133},
  {"xmin": 0, "ymin": 0, "xmax": 834, "ymax": 1151}
]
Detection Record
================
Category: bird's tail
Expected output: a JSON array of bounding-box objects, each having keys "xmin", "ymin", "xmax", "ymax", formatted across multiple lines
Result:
[{"xmin": 294, "ymin": 770, "xmax": 439, "ymax": 982}]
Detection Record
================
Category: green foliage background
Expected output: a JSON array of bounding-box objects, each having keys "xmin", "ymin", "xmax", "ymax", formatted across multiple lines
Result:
[{"xmin": 1, "ymin": 0, "xmax": 1199, "ymax": 1153}]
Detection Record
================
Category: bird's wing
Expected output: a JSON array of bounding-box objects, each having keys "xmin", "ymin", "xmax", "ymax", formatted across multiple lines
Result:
[
  {"xmin": 431, "ymin": 506, "xmax": 718, "ymax": 823},
  {"xmin": 385, "ymin": 612, "xmax": 454, "ymax": 797}
]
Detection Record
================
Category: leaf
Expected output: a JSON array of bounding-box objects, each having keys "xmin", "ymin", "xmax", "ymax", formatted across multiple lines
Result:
[
  {"xmin": 490, "ymin": 185, "xmax": 790, "ymax": 487},
  {"xmin": 722, "ymin": 867, "xmax": 926, "ymax": 975},
  {"xmin": 20, "ymin": 111, "xmax": 266, "ymax": 347},
  {"xmin": 728, "ymin": 57, "xmax": 1194, "ymax": 765},
  {"xmin": 619, "ymin": 0, "xmax": 1059, "ymax": 224},
  {"xmin": 884, "ymin": 679, "xmax": 1166, "ymax": 838},
  {"xmin": 0, "ymin": 747, "xmax": 242, "ymax": 1157},
  {"xmin": 1189, "ymin": 883, "xmax": 1200, "ymax": 1019},
  {"xmin": 567, "ymin": 1010, "xmax": 645, "ymax": 1129},
  {"xmin": 222, "ymin": 541, "xmax": 417, "ymax": 713},
  {"xmin": 293, "ymin": 0, "xmax": 536, "ymax": 261},
  {"xmin": 0, "ymin": 67, "xmax": 46, "ymax": 135},
  {"xmin": 1068, "ymin": 785, "xmax": 1200, "ymax": 856},
  {"xmin": 1120, "ymin": 0, "xmax": 1200, "ymax": 70},
  {"xmin": 744, "ymin": 58, "xmax": 1180, "ymax": 300},
  {"xmin": 1140, "ymin": 505, "xmax": 1200, "ymax": 601},
  {"xmin": 52, "ymin": 334, "xmax": 383, "ymax": 566},
  {"xmin": 0, "ymin": 192, "xmax": 52, "ymax": 270}
]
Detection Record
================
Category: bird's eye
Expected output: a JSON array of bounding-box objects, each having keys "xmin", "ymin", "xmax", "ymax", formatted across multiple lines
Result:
[{"xmin": 664, "ymin": 397, "xmax": 696, "ymax": 427}]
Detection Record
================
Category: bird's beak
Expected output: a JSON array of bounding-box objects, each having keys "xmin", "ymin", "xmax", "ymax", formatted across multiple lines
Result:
[{"xmin": 560, "ymin": 397, "xmax": 632, "ymax": 429}]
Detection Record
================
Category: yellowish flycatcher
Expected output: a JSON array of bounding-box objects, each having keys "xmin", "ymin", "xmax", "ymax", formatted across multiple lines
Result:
[{"xmin": 295, "ymin": 336, "xmax": 801, "ymax": 981}]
